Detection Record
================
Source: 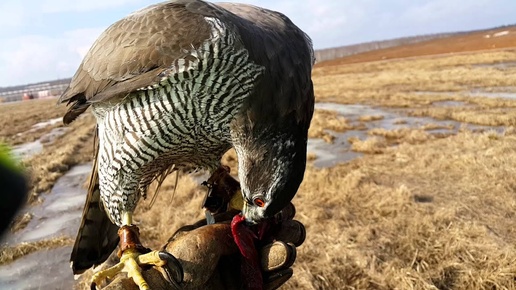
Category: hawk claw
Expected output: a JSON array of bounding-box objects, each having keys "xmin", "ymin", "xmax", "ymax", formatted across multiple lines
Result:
[
  {"xmin": 90, "ymin": 224, "xmax": 183, "ymax": 290},
  {"xmin": 90, "ymin": 249, "xmax": 183, "ymax": 290},
  {"xmin": 155, "ymin": 251, "xmax": 183, "ymax": 287}
]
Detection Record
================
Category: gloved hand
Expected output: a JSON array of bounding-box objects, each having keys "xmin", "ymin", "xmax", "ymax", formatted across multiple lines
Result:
[
  {"xmin": 102, "ymin": 166, "xmax": 305, "ymax": 290},
  {"xmin": 103, "ymin": 203, "xmax": 305, "ymax": 290}
]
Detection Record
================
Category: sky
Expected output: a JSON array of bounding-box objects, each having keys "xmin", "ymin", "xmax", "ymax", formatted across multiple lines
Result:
[{"xmin": 0, "ymin": 0, "xmax": 515, "ymax": 87}]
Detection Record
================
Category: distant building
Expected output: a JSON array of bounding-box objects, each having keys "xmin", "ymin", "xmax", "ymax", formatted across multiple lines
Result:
[{"xmin": 0, "ymin": 78, "xmax": 71, "ymax": 103}]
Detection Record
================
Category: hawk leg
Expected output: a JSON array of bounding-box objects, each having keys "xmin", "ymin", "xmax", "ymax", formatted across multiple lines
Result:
[{"xmin": 91, "ymin": 222, "xmax": 183, "ymax": 290}]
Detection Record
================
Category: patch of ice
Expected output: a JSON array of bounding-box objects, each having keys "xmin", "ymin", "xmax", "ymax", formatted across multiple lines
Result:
[
  {"xmin": 16, "ymin": 212, "xmax": 79, "ymax": 242},
  {"xmin": 11, "ymin": 127, "xmax": 69, "ymax": 159},
  {"xmin": 3, "ymin": 163, "xmax": 91, "ymax": 245},
  {"xmin": 31, "ymin": 117, "xmax": 62, "ymax": 130},
  {"xmin": 11, "ymin": 141, "xmax": 43, "ymax": 158},
  {"xmin": 493, "ymin": 31, "xmax": 509, "ymax": 37},
  {"xmin": 0, "ymin": 247, "xmax": 74, "ymax": 290},
  {"xmin": 469, "ymin": 90, "xmax": 516, "ymax": 99}
]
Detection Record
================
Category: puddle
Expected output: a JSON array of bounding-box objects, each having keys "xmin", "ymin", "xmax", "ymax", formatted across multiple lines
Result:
[
  {"xmin": 472, "ymin": 61, "xmax": 516, "ymax": 69},
  {"xmin": 11, "ymin": 141, "xmax": 43, "ymax": 158},
  {"xmin": 431, "ymin": 100, "xmax": 470, "ymax": 107},
  {"xmin": 415, "ymin": 90, "xmax": 516, "ymax": 100},
  {"xmin": 16, "ymin": 117, "xmax": 63, "ymax": 137},
  {"xmin": 4, "ymin": 163, "xmax": 90, "ymax": 246},
  {"xmin": 0, "ymin": 164, "xmax": 91, "ymax": 290},
  {"xmin": 468, "ymin": 90, "xmax": 516, "ymax": 100},
  {"xmin": 12, "ymin": 127, "xmax": 68, "ymax": 159},
  {"xmin": 30, "ymin": 117, "xmax": 62, "ymax": 131},
  {"xmin": 0, "ymin": 246, "xmax": 74, "ymax": 290},
  {"xmin": 308, "ymin": 103, "xmax": 502, "ymax": 168},
  {"xmin": 414, "ymin": 91, "xmax": 460, "ymax": 97},
  {"xmin": 308, "ymin": 134, "xmax": 363, "ymax": 168}
]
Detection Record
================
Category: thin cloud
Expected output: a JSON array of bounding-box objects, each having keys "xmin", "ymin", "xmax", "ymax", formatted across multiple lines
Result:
[
  {"xmin": 0, "ymin": 2, "xmax": 28, "ymax": 32},
  {"xmin": 0, "ymin": 0, "xmax": 515, "ymax": 87},
  {"xmin": 0, "ymin": 28, "xmax": 103, "ymax": 86},
  {"xmin": 39, "ymin": 0, "xmax": 145, "ymax": 14}
]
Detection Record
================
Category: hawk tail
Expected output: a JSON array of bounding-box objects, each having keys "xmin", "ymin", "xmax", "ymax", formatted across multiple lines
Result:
[{"xmin": 70, "ymin": 130, "xmax": 119, "ymax": 274}]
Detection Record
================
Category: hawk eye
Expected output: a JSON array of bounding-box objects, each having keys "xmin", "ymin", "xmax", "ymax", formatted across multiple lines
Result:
[{"xmin": 253, "ymin": 196, "xmax": 265, "ymax": 207}]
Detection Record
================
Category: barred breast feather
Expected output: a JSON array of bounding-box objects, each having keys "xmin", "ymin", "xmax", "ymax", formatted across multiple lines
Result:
[{"xmin": 94, "ymin": 17, "xmax": 264, "ymax": 225}]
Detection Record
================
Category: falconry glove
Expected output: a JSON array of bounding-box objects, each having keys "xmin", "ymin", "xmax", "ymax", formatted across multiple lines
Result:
[
  {"xmin": 101, "ymin": 166, "xmax": 304, "ymax": 290},
  {"xmin": 101, "ymin": 203, "xmax": 305, "ymax": 290}
]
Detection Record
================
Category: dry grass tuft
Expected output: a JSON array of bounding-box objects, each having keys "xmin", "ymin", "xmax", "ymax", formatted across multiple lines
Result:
[
  {"xmin": 10, "ymin": 212, "xmax": 33, "ymax": 233},
  {"xmin": 309, "ymin": 109, "xmax": 353, "ymax": 143},
  {"xmin": 409, "ymin": 107, "xmax": 516, "ymax": 127},
  {"xmin": 135, "ymin": 174, "xmax": 207, "ymax": 250},
  {"xmin": 348, "ymin": 136, "xmax": 386, "ymax": 154},
  {"xmin": 0, "ymin": 236, "xmax": 74, "ymax": 265},
  {"xmin": 368, "ymin": 127, "xmax": 432, "ymax": 145},
  {"xmin": 358, "ymin": 115, "xmax": 385, "ymax": 122},
  {"xmin": 420, "ymin": 123, "xmax": 455, "ymax": 131}
]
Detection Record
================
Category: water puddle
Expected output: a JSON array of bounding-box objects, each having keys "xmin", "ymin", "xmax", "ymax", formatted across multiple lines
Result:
[
  {"xmin": 12, "ymin": 127, "xmax": 68, "ymax": 159},
  {"xmin": 0, "ymin": 247, "xmax": 74, "ymax": 290},
  {"xmin": 415, "ymin": 90, "xmax": 516, "ymax": 100},
  {"xmin": 11, "ymin": 141, "xmax": 43, "ymax": 158},
  {"xmin": 308, "ymin": 133, "xmax": 363, "ymax": 168},
  {"xmin": 472, "ymin": 61, "xmax": 516, "ymax": 69},
  {"xmin": 468, "ymin": 90, "xmax": 516, "ymax": 100},
  {"xmin": 31, "ymin": 117, "xmax": 62, "ymax": 130},
  {"xmin": 431, "ymin": 100, "xmax": 470, "ymax": 107},
  {"xmin": 15, "ymin": 117, "xmax": 63, "ymax": 137},
  {"xmin": 0, "ymin": 164, "xmax": 91, "ymax": 289},
  {"xmin": 4, "ymin": 164, "xmax": 90, "ymax": 245},
  {"xmin": 308, "ymin": 103, "xmax": 501, "ymax": 167}
]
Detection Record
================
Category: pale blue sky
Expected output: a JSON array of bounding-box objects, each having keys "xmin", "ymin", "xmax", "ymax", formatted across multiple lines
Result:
[{"xmin": 0, "ymin": 0, "xmax": 515, "ymax": 87}]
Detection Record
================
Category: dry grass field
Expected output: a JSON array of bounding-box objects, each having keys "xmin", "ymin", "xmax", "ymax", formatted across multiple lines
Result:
[{"xmin": 2, "ymin": 29, "xmax": 516, "ymax": 289}]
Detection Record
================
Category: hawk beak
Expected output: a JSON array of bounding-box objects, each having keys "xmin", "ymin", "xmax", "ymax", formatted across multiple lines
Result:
[
  {"xmin": 241, "ymin": 199, "xmax": 250, "ymax": 221},
  {"xmin": 229, "ymin": 189, "xmax": 244, "ymax": 211}
]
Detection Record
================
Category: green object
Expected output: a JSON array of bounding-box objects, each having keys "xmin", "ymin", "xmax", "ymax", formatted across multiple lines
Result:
[
  {"xmin": 0, "ymin": 143, "xmax": 22, "ymax": 173},
  {"xmin": 0, "ymin": 143, "xmax": 27, "ymax": 237}
]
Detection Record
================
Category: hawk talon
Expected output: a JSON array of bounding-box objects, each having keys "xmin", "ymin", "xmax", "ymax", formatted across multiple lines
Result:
[
  {"xmin": 90, "ymin": 249, "xmax": 183, "ymax": 290},
  {"xmin": 156, "ymin": 251, "xmax": 184, "ymax": 287},
  {"xmin": 89, "ymin": 225, "xmax": 183, "ymax": 290}
]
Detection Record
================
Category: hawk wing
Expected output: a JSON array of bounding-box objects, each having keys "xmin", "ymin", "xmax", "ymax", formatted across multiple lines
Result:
[{"xmin": 58, "ymin": 0, "xmax": 213, "ymax": 124}]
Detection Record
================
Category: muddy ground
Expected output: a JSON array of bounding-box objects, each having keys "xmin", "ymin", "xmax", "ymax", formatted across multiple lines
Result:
[{"xmin": 1, "ymin": 43, "xmax": 516, "ymax": 289}]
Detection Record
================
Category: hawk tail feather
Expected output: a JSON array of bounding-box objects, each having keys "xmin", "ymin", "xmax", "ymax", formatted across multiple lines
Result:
[{"xmin": 70, "ymin": 129, "xmax": 119, "ymax": 274}]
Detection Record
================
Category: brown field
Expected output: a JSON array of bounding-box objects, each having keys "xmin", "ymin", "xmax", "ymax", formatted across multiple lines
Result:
[
  {"xmin": 2, "ymin": 31, "xmax": 516, "ymax": 289},
  {"xmin": 319, "ymin": 26, "xmax": 516, "ymax": 66}
]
